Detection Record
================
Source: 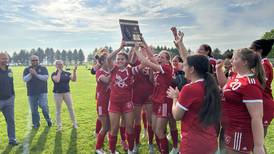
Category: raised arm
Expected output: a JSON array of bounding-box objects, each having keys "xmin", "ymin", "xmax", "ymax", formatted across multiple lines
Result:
[
  {"xmin": 70, "ymin": 65, "xmax": 77, "ymax": 82},
  {"xmin": 171, "ymin": 27, "xmax": 188, "ymax": 59},
  {"xmin": 140, "ymin": 35, "xmax": 157, "ymax": 63},
  {"xmin": 128, "ymin": 47, "xmax": 137, "ymax": 65},
  {"xmin": 215, "ymin": 60, "xmax": 227, "ymax": 88},
  {"xmin": 106, "ymin": 41, "xmax": 126, "ymax": 66},
  {"xmin": 133, "ymin": 45, "xmax": 162, "ymax": 72}
]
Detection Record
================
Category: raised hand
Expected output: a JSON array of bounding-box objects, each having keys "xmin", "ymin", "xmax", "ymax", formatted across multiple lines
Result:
[
  {"xmin": 73, "ymin": 64, "xmax": 78, "ymax": 71},
  {"xmin": 174, "ymin": 30, "xmax": 184, "ymax": 45},
  {"xmin": 171, "ymin": 27, "xmax": 178, "ymax": 40},
  {"xmin": 120, "ymin": 41, "xmax": 126, "ymax": 49},
  {"xmin": 216, "ymin": 59, "xmax": 224, "ymax": 70}
]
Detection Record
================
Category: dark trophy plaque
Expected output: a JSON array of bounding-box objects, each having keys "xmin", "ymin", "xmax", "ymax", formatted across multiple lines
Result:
[{"xmin": 119, "ymin": 19, "xmax": 141, "ymax": 46}]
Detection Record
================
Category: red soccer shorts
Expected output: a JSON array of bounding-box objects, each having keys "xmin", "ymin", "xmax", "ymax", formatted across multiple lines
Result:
[
  {"xmin": 152, "ymin": 102, "xmax": 171, "ymax": 118},
  {"xmin": 97, "ymin": 100, "xmax": 109, "ymax": 116},
  {"xmin": 224, "ymin": 129, "xmax": 253, "ymax": 153},
  {"xmin": 108, "ymin": 100, "xmax": 134, "ymax": 113}
]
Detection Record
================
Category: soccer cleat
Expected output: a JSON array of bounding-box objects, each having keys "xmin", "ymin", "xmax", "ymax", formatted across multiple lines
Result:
[
  {"xmin": 95, "ymin": 149, "xmax": 105, "ymax": 154},
  {"xmin": 133, "ymin": 144, "xmax": 140, "ymax": 153},
  {"xmin": 57, "ymin": 126, "xmax": 62, "ymax": 132},
  {"xmin": 127, "ymin": 150, "xmax": 134, "ymax": 154},
  {"xmin": 169, "ymin": 147, "xmax": 179, "ymax": 154},
  {"xmin": 148, "ymin": 144, "xmax": 155, "ymax": 154},
  {"xmin": 73, "ymin": 123, "xmax": 78, "ymax": 129}
]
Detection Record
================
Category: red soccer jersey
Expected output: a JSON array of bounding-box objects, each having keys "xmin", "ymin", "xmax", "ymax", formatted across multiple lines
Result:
[
  {"xmin": 151, "ymin": 64, "xmax": 173, "ymax": 104},
  {"xmin": 133, "ymin": 70, "xmax": 153, "ymax": 100},
  {"xmin": 221, "ymin": 74, "xmax": 263, "ymax": 131},
  {"xmin": 261, "ymin": 58, "xmax": 274, "ymax": 125},
  {"xmin": 262, "ymin": 58, "xmax": 273, "ymax": 99},
  {"xmin": 109, "ymin": 66, "xmax": 138, "ymax": 102},
  {"xmin": 177, "ymin": 80, "xmax": 217, "ymax": 153},
  {"xmin": 209, "ymin": 57, "xmax": 217, "ymax": 74},
  {"xmin": 95, "ymin": 69, "xmax": 111, "ymax": 104}
]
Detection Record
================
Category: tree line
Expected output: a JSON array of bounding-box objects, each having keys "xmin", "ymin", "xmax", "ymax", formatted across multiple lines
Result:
[{"xmin": 9, "ymin": 48, "xmax": 85, "ymax": 65}]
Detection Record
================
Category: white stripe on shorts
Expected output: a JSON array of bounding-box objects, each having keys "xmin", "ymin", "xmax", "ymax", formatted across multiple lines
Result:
[
  {"xmin": 233, "ymin": 132, "xmax": 242, "ymax": 151},
  {"xmin": 98, "ymin": 106, "xmax": 102, "ymax": 116}
]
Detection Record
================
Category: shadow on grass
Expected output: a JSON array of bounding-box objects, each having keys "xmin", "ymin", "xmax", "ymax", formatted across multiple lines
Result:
[
  {"xmin": 30, "ymin": 127, "xmax": 50, "ymax": 152},
  {"xmin": 53, "ymin": 131, "xmax": 62, "ymax": 154},
  {"xmin": 14, "ymin": 128, "xmax": 39, "ymax": 154},
  {"xmin": 67, "ymin": 128, "xmax": 77, "ymax": 154}
]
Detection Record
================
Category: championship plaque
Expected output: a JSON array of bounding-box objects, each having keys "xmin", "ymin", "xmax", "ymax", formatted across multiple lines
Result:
[{"xmin": 119, "ymin": 19, "xmax": 141, "ymax": 46}]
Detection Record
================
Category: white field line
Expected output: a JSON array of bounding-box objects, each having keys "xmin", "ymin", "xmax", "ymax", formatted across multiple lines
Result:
[{"xmin": 22, "ymin": 110, "xmax": 32, "ymax": 154}]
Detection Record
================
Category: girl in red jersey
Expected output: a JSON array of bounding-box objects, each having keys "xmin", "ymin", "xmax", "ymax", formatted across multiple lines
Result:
[
  {"xmin": 95, "ymin": 50, "xmax": 111, "ymax": 154},
  {"xmin": 216, "ymin": 48, "xmax": 265, "ymax": 154},
  {"xmin": 167, "ymin": 55, "xmax": 221, "ymax": 154},
  {"xmin": 250, "ymin": 39, "xmax": 274, "ymax": 127},
  {"xmin": 250, "ymin": 39, "xmax": 274, "ymax": 153},
  {"xmin": 134, "ymin": 44, "xmax": 173, "ymax": 154},
  {"xmin": 171, "ymin": 27, "xmax": 217, "ymax": 74},
  {"xmin": 129, "ymin": 46, "xmax": 155, "ymax": 153},
  {"xmin": 106, "ymin": 41, "xmax": 144, "ymax": 154}
]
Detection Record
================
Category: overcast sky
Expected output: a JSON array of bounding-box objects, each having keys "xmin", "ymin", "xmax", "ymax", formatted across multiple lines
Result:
[{"xmin": 0, "ymin": 0, "xmax": 274, "ymax": 55}]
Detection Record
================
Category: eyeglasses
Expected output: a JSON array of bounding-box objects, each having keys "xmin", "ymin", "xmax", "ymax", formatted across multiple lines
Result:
[{"xmin": 31, "ymin": 60, "xmax": 38, "ymax": 61}]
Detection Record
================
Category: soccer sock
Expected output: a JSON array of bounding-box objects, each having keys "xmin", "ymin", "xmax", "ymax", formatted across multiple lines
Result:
[
  {"xmin": 126, "ymin": 132, "xmax": 135, "ymax": 151},
  {"xmin": 120, "ymin": 126, "xmax": 126, "ymax": 141},
  {"xmin": 148, "ymin": 125, "xmax": 154, "ymax": 144},
  {"xmin": 159, "ymin": 137, "xmax": 169, "ymax": 154},
  {"xmin": 96, "ymin": 131, "xmax": 106, "ymax": 149},
  {"xmin": 108, "ymin": 133, "xmax": 117, "ymax": 153},
  {"xmin": 170, "ymin": 129, "xmax": 178, "ymax": 148},
  {"xmin": 95, "ymin": 119, "xmax": 102, "ymax": 135},
  {"xmin": 134, "ymin": 125, "xmax": 141, "ymax": 144},
  {"xmin": 142, "ymin": 111, "xmax": 147, "ymax": 129}
]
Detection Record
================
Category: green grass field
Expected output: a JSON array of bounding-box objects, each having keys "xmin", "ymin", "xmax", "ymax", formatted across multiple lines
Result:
[{"xmin": 0, "ymin": 66, "xmax": 273, "ymax": 154}]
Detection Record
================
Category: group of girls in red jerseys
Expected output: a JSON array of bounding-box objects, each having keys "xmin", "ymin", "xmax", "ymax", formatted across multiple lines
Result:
[{"xmin": 93, "ymin": 26, "xmax": 274, "ymax": 154}]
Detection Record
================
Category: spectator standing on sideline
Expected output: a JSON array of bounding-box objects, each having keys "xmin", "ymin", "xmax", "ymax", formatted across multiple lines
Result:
[
  {"xmin": 51, "ymin": 60, "xmax": 78, "ymax": 131},
  {"xmin": 23, "ymin": 55, "xmax": 52, "ymax": 128},
  {"xmin": 0, "ymin": 53, "xmax": 18, "ymax": 145}
]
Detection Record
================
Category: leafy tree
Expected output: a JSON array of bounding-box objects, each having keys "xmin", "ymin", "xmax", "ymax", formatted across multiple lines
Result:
[
  {"xmin": 78, "ymin": 49, "xmax": 85, "ymax": 65},
  {"xmin": 72, "ymin": 49, "xmax": 78, "ymax": 64},
  {"xmin": 262, "ymin": 29, "xmax": 274, "ymax": 58},
  {"xmin": 61, "ymin": 50, "xmax": 67, "ymax": 63},
  {"xmin": 55, "ymin": 49, "xmax": 61, "ymax": 60},
  {"xmin": 212, "ymin": 48, "xmax": 223, "ymax": 59},
  {"xmin": 67, "ymin": 50, "xmax": 73, "ymax": 65}
]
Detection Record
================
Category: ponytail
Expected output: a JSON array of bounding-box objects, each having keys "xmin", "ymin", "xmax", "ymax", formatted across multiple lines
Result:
[
  {"xmin": 254, "ymin": 54, "xmax": 266, "ymax": 88},
  {"xmin": 199, "ymin": 72, "xmax": 221, "ymax": 127},
  {"xmin": 186, "ymin": 55, "xmax": 221, "ymax": 127},
  {"xmin": 237, "ymin": 48, "xmax": 266, "ymax": 88}
]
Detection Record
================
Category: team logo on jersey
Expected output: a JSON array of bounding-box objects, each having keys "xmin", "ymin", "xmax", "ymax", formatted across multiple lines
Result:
[
  {"xmin": 126, "ymin": 102, "xmax": 132, "ymax": 109},
  {"xmin": 230, "ymin": 79, "xmax": 241, "ymax": 91},
  {"xmin": 115, "ymin": 74, "xmax": 128, "ymax": 88},
  {"xmin": 8, "ymin": 72, "xmax": 13, "ymax": 78},
  {"xmin": 225, "ymin": 135, "xmax": 231, "ymax": 144}
]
